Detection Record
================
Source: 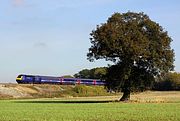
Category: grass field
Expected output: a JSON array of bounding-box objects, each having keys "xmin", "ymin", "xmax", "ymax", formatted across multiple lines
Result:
[{"xmin": 0, "ymin": 92, "xmax": 180, "ymax": 121}]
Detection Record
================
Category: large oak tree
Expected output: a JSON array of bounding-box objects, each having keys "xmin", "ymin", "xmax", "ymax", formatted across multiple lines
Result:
[{"xmin": 87, "ymin": 12, "xmax": 174, "ymax": 101}]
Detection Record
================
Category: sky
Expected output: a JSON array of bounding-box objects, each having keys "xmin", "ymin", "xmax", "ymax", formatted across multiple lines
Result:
[{"xmin": 0, "ymin": 0, "xmax": 180, "ymax": 83}]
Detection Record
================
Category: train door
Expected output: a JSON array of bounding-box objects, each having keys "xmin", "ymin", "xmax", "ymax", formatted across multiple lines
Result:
[
  {"xmin": 77, "ymin": 80, "xmax": 81, "ymax": 85},
  {"xmin": 32, "ymin": 76, "xmax": 35, "ymax": 84},
  {"xmin": 93, "ymin": 80, "xmax": 96, "ymax": 85},
  {"xmin": 59, "ymin": 78, "xmax": 64, "ymax": 85}
]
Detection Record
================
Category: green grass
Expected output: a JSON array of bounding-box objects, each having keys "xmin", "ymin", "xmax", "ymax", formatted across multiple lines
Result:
[{"xmin": 0, "ymin": 97, "xmax": 179, "ymax": 121}]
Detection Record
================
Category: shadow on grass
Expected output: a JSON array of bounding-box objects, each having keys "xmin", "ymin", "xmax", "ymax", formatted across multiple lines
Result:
[{"xmin": 14, "ymin": 100, "xmax": 116, "ymax": 104}]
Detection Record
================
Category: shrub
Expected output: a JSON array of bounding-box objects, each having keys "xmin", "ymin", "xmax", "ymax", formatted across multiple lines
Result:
[{"xmin": 153, "ymin": 72, "xmax": 180, "ymax": 91}]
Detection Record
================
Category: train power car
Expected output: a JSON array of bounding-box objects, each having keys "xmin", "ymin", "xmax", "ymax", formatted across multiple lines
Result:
[{"xmin": 16, "ymin": 74, "xmax": 105, "ymax": 85}]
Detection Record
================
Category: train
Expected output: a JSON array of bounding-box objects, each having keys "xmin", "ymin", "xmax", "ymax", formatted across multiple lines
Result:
[{"xmin": 16, "ymin": 74, "xmax": 105, "ymax": 85}]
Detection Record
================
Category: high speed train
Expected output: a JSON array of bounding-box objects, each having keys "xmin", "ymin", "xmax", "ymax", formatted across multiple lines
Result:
[{"xmin": 16, "ymin": 74, "xmax": 105, "ymax": 85}]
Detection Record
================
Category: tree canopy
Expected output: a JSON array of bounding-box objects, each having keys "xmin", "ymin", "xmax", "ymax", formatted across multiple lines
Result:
[
  {"xmin": 74, "ymin": 67, "xmax": 107, "ymax": 80},
  {"xmin": 87, "ymin": 12, "xmax": 174, "ymax": 101}
]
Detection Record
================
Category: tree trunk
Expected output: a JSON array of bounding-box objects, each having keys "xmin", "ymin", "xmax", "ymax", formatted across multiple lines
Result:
[
  {"xmin": 119, "ymin": 89, "xmax": 130, "ymax": 101},
  {"xmin": 119, "ymin": 65, "xmax": 132, "ymax": 101}
]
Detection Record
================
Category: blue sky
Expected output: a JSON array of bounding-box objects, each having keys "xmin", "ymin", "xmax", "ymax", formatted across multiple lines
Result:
[{"xmin": 0, "ymin": 0, "xmax": 180, "ymax": 83}]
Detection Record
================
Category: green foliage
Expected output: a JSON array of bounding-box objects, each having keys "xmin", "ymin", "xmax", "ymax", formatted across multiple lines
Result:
[
  {"xmin": 61, "ymin": 75, "xmax": 74, "ymax": 78},
  {"xmin": 87, "ymin": 12, "xmax": 175, "ymax": 97},
  {"xmin": 74, "ymin": 69, "xmax": 91, "ymax": 78},
  {"xmin": 154, "ymin": 72, "xmax": 180, "ymax": 90},
  {"xmin": 72, "ymin": 85, "xmax": 108, "ymax": 96},
  {"xmin": 74, "ymin": 67, "xmax": 107, "ymax": 79},
  {"xmin": 105, "ymin": 64, "xmax": 154, "ymax": 92}
]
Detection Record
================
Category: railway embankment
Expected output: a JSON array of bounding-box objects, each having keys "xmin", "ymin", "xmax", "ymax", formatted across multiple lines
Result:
[
  {"xmin": 0, "ymin": 83, "xmax": 110, "ymax": 99},
  {"xmin": 0, "ymin": 83, "xmax": 180, "ymax": 103}
]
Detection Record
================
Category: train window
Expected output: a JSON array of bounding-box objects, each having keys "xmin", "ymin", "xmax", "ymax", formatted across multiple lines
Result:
[
  {"xmin": 35, "ymin": 77, "xmax": 40, "ymax": 81},
  {"xmin": 17, "ymin": 75, "xmax": 22, "ymax": 78},
  {"xmin": 40, "ymin": 76, "xmax": 59, "ymax": 80},
  {"xmin": 26, "ymin": 77, "xmax": 31, "ymax": 80},
  {"xmin": 26, "ymin": 76, "xmax": 34, "ymax": 80}
]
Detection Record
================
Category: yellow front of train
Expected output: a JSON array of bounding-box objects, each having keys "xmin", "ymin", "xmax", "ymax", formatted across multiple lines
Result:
[{"xmin": 16, "ymin": 75, "xmax": 23, "ymax": 83}]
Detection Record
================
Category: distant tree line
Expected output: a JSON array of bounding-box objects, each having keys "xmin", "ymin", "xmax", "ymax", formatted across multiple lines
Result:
[
  {"xmin": 74, "ymin": 67, "xmax": 107, "ymax": 80},
  {"xmin": 153, "ymin": 72, "xmax": 180, "ymax": 91},
  {"xmin": 74, "ymin": 67, "xmax": 180, "ymax": 91}
]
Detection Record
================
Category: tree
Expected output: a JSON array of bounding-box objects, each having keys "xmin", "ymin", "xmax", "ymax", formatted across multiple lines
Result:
[
  {"xmin": 74, "ymin": 67, "xmax": 107, "ymax": 79},
  {"xmin": 93, "ymin": 67, "xmax": 107, "ymax": 79},
  {"xmin": 74, "ymin": 69, "xmax": 91, "ymax": 78},
  {"xmin": 87, "ymin": 12, "xmax": 174, "ymax": 101},
  {"xmin": 62, "ymin": 75, "xmax": 74, "ymax": 78},
  {"xmin": 154, "ymin": 72, "xmax": 180, "ymax": 91}
]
